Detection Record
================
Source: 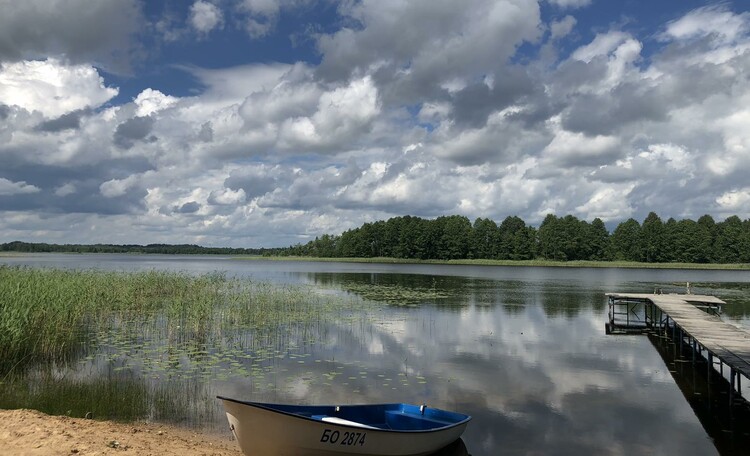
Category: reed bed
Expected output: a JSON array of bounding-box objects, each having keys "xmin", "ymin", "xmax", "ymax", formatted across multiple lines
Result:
[{"xmin": 0, "ymin": 266, "xmax": 343, "ymax": 372}]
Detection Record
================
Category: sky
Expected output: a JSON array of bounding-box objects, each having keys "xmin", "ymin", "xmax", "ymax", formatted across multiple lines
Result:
[{"xmin": 1, "ymin": 0, "xmax": 749, "ymax": 248}]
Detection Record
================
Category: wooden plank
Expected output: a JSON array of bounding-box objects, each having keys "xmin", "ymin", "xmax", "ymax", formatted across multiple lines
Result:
[{"xmin": 607, "ymin": 293, "xmax": 750, "ymax": 379}]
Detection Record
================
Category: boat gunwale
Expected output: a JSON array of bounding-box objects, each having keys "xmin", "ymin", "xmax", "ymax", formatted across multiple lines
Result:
[{"xmin": 217, "ymin": 396, "xmax": 471, "ymax": 434}]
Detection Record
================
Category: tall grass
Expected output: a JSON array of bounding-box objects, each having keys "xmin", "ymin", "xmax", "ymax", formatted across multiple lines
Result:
[{"xmin": 0, "ymin": 266, "xmax": 339, "ymax": 372}]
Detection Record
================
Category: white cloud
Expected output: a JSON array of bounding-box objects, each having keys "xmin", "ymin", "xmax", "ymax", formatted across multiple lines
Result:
[
  {"xmin": 4, "ymin": 3, "xmax": 750, "ymax": 248},
  {"xmin": 190, "ymin": 1, "xmax": 224, "ymax": 35},
  {"xmin": 240, "ymin": 0, "xmax": 280, "ymax": 16},
  {"xmin": 0, "ymin": 59, "xmax": 118, "ymax": 118},
  {"xmin": 100, "ymin": 176, "xmax": 139, "ymax": 198},
  {"xmin": 568, "ymin": 32, "xmax": 643, "ymax": 93},
  {"xmin": 208, "ymin": 188, "xmax": 247, "ymax": 205},
  {"xmin": 317, "ymin": 0, "xmax": 542, "ymax": 90},
  {"xmin": 547, "ymin": 0, "xmax": 591, "ymax": 9},
  {"xmin": 542, "ymin": 126, "xmax": 621, "ymax": 166},
  {"xmin": 572, "ymin": 31, "xmax": 631, "ymax": 63},
  {"xmin": 661, "ymin": 5, "xmax": 749, "ymax": 44},
  {"xmin": 575, "ymin": 186, "xmax": 635, "ymax": 221},
  {"xmin": 550, "ymin": 15, "xmax": 577, "ymax": 40},
  {"xmin": 237, "ymin": 0, "xmax": 305, "ymax": 38},
  {"xmin": 716, "ymin": 188, "xmax": 750, "ymax": 211},
  {"xmin": 0, "ymin": 178, "xmax": 41, "ymax": 196},
  {"xmin": 0, "ymin": 0, "xmax": 141, "ymax": 71},
  {"xmin": 54, "ymin": 183, "xmax": 76, "ymax": 197},
  {"xmin": 277, "ymin": 76, "xmax": 381, "ymax": 151},
  {"xmin": 134, "ymin": 89, "xmax": 179, "ymax": 117}
]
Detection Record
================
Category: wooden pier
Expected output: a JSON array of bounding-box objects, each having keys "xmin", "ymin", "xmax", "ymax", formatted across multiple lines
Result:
[{"xmin": 606, "ymin": 292, "xmax": 750, "ymax": 405}]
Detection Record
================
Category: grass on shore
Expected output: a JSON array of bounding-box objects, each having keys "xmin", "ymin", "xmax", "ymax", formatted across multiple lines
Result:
[{"xmin": 235, "ymin": 256, "xmax": 750, "ymax": 270}]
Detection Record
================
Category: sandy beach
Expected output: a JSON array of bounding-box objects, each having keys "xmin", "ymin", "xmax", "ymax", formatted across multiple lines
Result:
[{"xmin": 0, "ymin": 409, "xmax": 241, "ymax": 456}]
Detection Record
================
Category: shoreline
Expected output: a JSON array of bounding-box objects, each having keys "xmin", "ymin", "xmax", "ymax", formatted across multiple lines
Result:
[
  {"xmin": 234, "ymin": 255, "xmax": 750, "ymax": 270},
  {"xmin": 2, "ymin": 251, "xmax": 749, "ymax": 270},
  {"xmin": 0, "ymin": 408, "xmax": 240, "ymax": 456}
]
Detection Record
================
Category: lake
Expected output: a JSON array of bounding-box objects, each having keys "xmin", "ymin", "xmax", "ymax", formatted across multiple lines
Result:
[{"xmin": 2, "ymin": 254, "xmax": 750, "ymax": 455}]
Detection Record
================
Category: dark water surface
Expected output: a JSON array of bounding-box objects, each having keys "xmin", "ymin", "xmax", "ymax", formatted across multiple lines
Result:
[{"xmin": 2, "ymin": 254, "xmax": 750, "ymax": 455}]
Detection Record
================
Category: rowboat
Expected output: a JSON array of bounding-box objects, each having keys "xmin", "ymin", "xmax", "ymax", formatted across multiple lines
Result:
[{"xmin": 217, "ymin": 396, "xmax": 471, "ymax": 456}]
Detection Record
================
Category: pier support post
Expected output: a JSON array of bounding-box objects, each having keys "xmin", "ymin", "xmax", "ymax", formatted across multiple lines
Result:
[
  {"xmin": 692, "ymin": 338, "xmax": 696, "ymax": 363},
  {"xmin": 730, "ymin": 369, "xmax": 736, "ymax": 405},
  {"xmin": 739, "ymin": 375, "xmax": 743, "ymax": 398}
]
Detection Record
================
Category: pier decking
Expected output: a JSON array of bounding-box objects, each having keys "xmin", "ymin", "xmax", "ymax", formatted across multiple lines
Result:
[{"xmin": 606, "ymin": 292, "xmax": 750, "ymax": 404}]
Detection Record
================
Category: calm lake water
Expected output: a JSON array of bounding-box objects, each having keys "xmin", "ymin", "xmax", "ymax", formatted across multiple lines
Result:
[{"xmin": 2, "ymin": 254, "xmax": 750, "ymax": 456}]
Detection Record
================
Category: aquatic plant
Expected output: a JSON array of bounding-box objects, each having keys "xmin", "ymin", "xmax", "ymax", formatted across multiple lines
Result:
[{"xmin": 0, "ymin": 266, "xmax": 347, "ymax": 373}]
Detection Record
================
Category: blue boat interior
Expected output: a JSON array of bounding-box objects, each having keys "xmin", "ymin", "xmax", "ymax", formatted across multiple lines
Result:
[{"xmin": 259, "ymin": 402, "xmax": 470, "ymax": 431}]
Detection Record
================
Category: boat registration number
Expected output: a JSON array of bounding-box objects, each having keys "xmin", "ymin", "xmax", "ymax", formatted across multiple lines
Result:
[{"xmin": 320, "ymin": 429, "xmax": 366, "ymax": 446}]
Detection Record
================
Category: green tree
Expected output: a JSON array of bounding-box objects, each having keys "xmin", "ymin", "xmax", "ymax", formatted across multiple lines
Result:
[
  {"xmin": 438, "ymin": 215, "xmax": 472, "ymax": 259},
  {"xmin": 394, "ymin": 216, "xmax": 420, "ymax": 258},
  {"xmin": 498, "ymin": 216, "xmax": 534, "ymax": 260},
  {"xmin": 559, "ymin": 215, "xmax": 587, "ymax": 260},
  {"xmin": 470, "ymin": 217, "xmax": 498, "ymax": 259},
  {"xmin": 742, "ymin": 219, "xmax": 750, "ymax": 262},
  {"xmin": 611, "ymin": 218, "xmax": 642, "ymax": 261},
  {"xmin": 537, "ymin": 214, "xmax": 565, "ymax": 260},
  {"xmin": 587, "ymin": 218, "xmax": 611, "ymax": 260},
  {"xmin": 714, "ymin": 216, "xmax": 744, "ymax": 263},
  {"xmin": 661, "ymin": 217, "xmax": 678, "ymax": 262},
  {"xmin": 696, "ymin": 214, "xmax": 717, "ymax": 262},
  {"xmin": 641, "ymin": 212, "xmax": 665, "ymax": 262}
]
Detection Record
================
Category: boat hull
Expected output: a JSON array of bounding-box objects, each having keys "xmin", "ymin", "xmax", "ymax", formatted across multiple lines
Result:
[{"xmin": 219, "ymin": 398, "xmax": 469, "ymax": 456}]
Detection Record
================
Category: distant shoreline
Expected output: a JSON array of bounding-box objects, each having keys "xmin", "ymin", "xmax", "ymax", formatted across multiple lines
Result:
[
  {"xmin": 233, "ymin": 255, "xmax": 750, "ymax": 270},
  {"xmin": 3, "ymin": 251, "xmax": 749, "ymax": 270}
]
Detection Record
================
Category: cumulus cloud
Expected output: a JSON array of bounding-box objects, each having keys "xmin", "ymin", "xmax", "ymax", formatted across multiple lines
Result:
[
  {"xmin": 237, "ymin": 0, "xmax": 309, "ymax": 38},
  {"xmin": 190, "ymin": 1, "xmax": 224, "ymax": 35},
  {"xmin": 134, "ymin": 89, "xmax": 179, "ymax": 117},
  {"xmin": 0, "ymin": 59, "xmax": 118, "ymax": 118},
  {"xmin": 0, "ymin": 0, "xmax": 141, "ymax": 71},
  {"xmin": 54, "ymin": 183, "xmax": 77, "ymax": 197},
  {"xmin": 113, "ymin": 116, "xmax": 156, "ymax": 149},
  {"xmin": 542, "ymin": 125, "xmax": 621, "ymax": 167},
  {"xmin": 100, "ymin": 176, "xmax": 139, "ymax": 198},
  {"xmin": 176, "ymin": 201, "xmax": 201, "ymax": 213},
  {"xmin": 716, "ymin": 188, "xmax": 750, "ymax": 212},
  {"xmin": 3, "ymin": 2, "xmax": 750, "ymax": 247},
  {"xmin": 208, "ymin": 188, "xmax": 246, "ymax": 205},
  {"xmin": 547, "ymin": 0, "xmax": 591, "ymax": 9},
  {"xmin": 317, "ymin": 0, "xmax": 542, "ymax": 95},
  {"xmin": 278, "ymin": 76, "xmax": 381, "ymax": 151},
  {"xmin": 35, "ymin": 110, "xmax": 87, "ymax": 132},
  {"xmin": 550, "ymin": 15, "xmax": 577, "ymax": 40},
  {"xmin": 0, "ymin": 178, "xmax": 41, "ymax": 196}
]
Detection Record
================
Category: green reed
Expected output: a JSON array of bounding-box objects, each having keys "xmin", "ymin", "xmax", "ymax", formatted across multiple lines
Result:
[
  {"xmin": 0, "ymin": 266, "xmax": 343, "ymax": 372},
  {"xmin": 0, "ymin": 368, "xmax": 213, "ymax": 424},
  {"xmin": 0, "ymin": 371, "xmax": 152, "ymax": 421}
]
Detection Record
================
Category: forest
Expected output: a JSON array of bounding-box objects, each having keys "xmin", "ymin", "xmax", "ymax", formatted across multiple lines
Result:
[
  {"xmin": 0, "ymin": 241, "xmax": 276, "ymax": 256},
  {"xmin": 278, "ymin": 213, "xmax": 750, "ymax": 263},
  {"xmin": 3, "ymin": 212, "xmax": 749, "ymax": 264}
]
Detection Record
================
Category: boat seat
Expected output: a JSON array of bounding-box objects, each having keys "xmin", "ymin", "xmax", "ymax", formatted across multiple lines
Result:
[
  {"xmin": 384, "ymin": 411, "xmax": 452, "ymax": 429},
  {"xmin": 311, "ymin": 415, "xmax": 379, "ymax": 429}
]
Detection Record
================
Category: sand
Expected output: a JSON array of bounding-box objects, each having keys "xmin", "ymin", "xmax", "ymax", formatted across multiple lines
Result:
[{"xmin": 0, "ymin": 409, "xmax": 241, "ymax": 456}]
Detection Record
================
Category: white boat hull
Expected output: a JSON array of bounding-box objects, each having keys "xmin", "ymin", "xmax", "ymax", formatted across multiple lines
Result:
[{"xmin": 221, "ymin": 399, "xmax": 469, "ymax": 456}]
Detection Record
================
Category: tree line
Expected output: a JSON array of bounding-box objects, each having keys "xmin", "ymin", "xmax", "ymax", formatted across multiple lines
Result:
[
  {"xmin": 0, "ymin": 241, "xmax": 278, "ymax": 256},
  {"xmin": 279, "ymin": 213, "xmax": 750, "ymax": 263}
]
